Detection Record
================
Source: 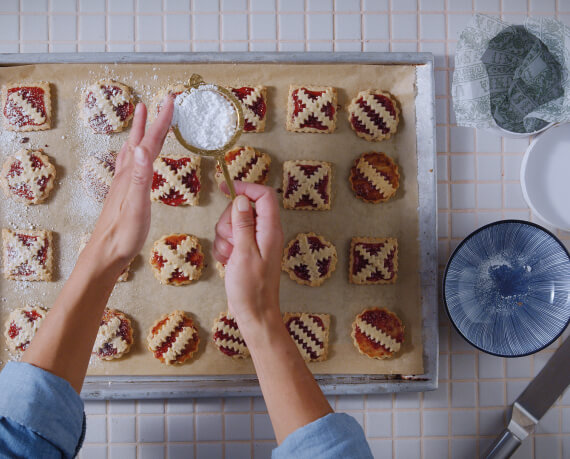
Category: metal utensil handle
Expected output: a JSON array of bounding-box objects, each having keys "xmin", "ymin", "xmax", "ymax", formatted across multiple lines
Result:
[
  {"xmin": 482, "ymin": 429, "xmax": 521, "ymax": 459},
  {"xmin": 218, "ymin": 158, "xmax": 236, "ymax": 200}
]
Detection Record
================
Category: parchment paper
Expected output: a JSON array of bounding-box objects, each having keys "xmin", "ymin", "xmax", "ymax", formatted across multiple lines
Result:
[{"xmin": 0, "ymin": 62, "xmax": 422, "ymax": 376}]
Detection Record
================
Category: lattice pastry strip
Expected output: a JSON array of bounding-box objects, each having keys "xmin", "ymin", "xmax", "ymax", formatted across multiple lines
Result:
[
  {"xmin": 282, "ymin": 232, "xmax": 337, "ymax": 287},
  {"xmin": 151, "ymin": 155, "xmax": 201, "ymax": 206},
  {"xmin": 78, "ymin": 234, "xmax": 130, "ymax": 282},
  {"xmin": 227, "ymin": 86, "xmax": 267, "ymax": 132},
  {"xmin": 2, "ymin": 81, "xmax": 51, "ymax": 131},
  {"xmin": 286, "ymin": 85, "xmax": 337, "ymax": 133},
  {"xmin": 283, "ymin": 160, "xmax": 332, "ymax": 211},
  {"xmin": 212, "ymin": 312, "xmax": 249, "ymax": 359},
  {"xmin": 82, "ymin": 150, "xmax": 117, "ymax": 203},
  {"xmin": 81, "ymin": 79, "xmax": 135, "ymax": 134},
  {"xmin": 0, "ymin": 149, "xmax": 56, "ymax": 205},
  {"xmin": 349, "ymin": 237, "xmax": 398, "ymax": 285},
  {"xmin": 147, "ymin": 310, "xmax": 200, "ymax": 365},
  {"xmin": 92, "ymin": 309, "xmax": 134, "ymax": 360},
  {"xmin": 215, "ymin": 146, "xmax": 270, "ymax": 196},
  {"xmin": 348, "ymin": 90, "xmax": 400, "ymax": 141},
  {"xmin": 349, "ymin": 152, "xmax": 400, "ymax": 203},
  {"xmin": 351, "ymin": 307, "xmax": 405, "ymax": 360},
  {"xmin": 283, "ymin": 312, "xmax": 330, "ymax": 362},
  {"xmin": 3, "ymin": 306, "xmax": 48, "ymax": 353},
  {"xmin": 149, "ymin": 234, "xmax": 205, "ymax": 286},
  {"xmin": 2, "ymin": 228, "xmax": 53, "ymax": 281},
  {"xmin": 152, "ymin": 83, "xmax": 188, "ymax": 121}
]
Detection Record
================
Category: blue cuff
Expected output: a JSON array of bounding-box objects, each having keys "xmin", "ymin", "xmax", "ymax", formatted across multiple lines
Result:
[
  {"xmin": 0, "ymin": 361, "xmax": 85, "ymax": 458},
  {"xmin": 273, "ymin": 412, "xmax": 373, "ymax": 459}
]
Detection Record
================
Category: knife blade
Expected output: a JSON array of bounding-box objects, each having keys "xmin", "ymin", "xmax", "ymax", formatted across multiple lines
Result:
[{"xmin": 483, "ymin": 335, "xmax": 570, "ymax": 459}]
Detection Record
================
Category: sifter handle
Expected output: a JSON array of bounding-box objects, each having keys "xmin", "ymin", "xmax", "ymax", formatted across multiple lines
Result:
[{"xmin": 218, "ymin": 157, "xmax": 236, "ymax": 200}]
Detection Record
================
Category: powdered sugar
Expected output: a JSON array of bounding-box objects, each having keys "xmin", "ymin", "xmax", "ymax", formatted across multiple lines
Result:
[{"xmin": 172, "ymin": 85, "xmax": 237, "ymax": 150}]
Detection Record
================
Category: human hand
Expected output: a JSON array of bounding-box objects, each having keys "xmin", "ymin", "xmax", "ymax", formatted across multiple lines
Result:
[
  {"xmin": 85, "ymin": 97, "xmax": 174, "ymax": 275},
  {"xmin": 213, "ymin": 182, "xmax": 284, "ymax": 335}
]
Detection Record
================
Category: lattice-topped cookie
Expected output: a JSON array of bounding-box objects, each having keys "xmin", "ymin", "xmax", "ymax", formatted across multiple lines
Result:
[
  {"xmin": 282, "ymin": 232, "xmax": 337, "ymax": 287},
  {"xmin": 78, "ymin": 234, "xmax": 130, "ymax": 282},
  {"xmin": 92, "ymin": 309, "xmax": 134, "ymax": 360},
  {"xmin": 4, "ymin": 305, "xmax": 47, "ymax": 353},
  {"xmin": 82, "ymin": 80, "xmax": 135, "ymax": 134},
  {"xmin": 228, "ymin": 86, "xmax": 267, "ymax": 132},
  {"xmin": 212, "ymin": 312, "xmax": 249, "ymax": 359},
  {"xmin": 348, "ymin": 90, "xmax": 400, "ymax": 141},
  {"xmin": 351, "ymin": 307, "xmax": 405, "ymax": 359},
  {"xmin": 151, "ymin": 155, "xmax": 201, "ymax": 206},
  {"xmin": 349, "ymin": 152, "xmax": 400, "ymax": 203},
  {"xmin": 147, "ymin": 310, "xmax": 200, "ymax": 365},
  {"xmin": 286, "ymin": 85, "xmax": 337, "ymax": 133},
  {"xmin": 2, "ymin": 82, "xmax": 51, "ymax": 131},
  {"xmin": 283, "ymin": 160, "xmax": 332, "ymax": 211},
  {"xmin": 2, "ymin": 228, "xmax": 53, "ymax": 281},
  {"xmin": 149, "ymin": 234, "xmax": 204, "ymax": 286},
  {"xmin": 349, "ymin": 237, "xmax": 398, "ymax": 285},
  {"xmin": 0, "ymin": 149, "xmax": 56, "ymax": 205},
  {"xmin": 283, "ymin": 312, "xmax": 330, "ymax": 362},
  {"xmin": 215, "ymin": 146, "xmax": 270, "ymax": 196},
  {"xmin": 153, "ymin": 83, "xmax": 187, "ymax": 120},
  {"xmin": 82, "ymin": 150, "xmax": 116, "ymax": 203}
]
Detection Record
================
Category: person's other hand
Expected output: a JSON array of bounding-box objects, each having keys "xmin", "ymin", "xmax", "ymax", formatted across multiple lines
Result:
[
  {"xmin": 213, "ymin": 182, "xmax": 284, "ymax": 334},
  {"xmin": 86, "ymin": 97, "xmax": 174, "ymax": 276}
]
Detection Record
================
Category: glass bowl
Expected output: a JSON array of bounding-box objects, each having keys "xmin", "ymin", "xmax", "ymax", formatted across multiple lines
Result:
[{"xmin": 443, "ymin": 220, "xmax": 570, "ymax": 357}]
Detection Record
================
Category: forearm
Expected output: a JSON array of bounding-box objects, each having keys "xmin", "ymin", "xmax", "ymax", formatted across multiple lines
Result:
[
  {"xmin": 240, "ymin": 310, "xmax": 333, "ymax": 444},
  {"xmin": 21, "ymin": 241, "xmax": 123, "ymax": 393}
]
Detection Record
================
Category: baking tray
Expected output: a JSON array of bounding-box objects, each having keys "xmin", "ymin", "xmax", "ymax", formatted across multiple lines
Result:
[{"xmin": 0, "ymin": 52, "xmax": 437, "ymax": 398}]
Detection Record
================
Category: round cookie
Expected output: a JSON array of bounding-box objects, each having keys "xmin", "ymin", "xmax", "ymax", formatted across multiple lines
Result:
[
  {"xmin": 0, "ymin": 149, "xmax": 56, "ymax": 205},
  {"xmin": 92, "ymin": 309, "xmax": 134, "ymax": 360},
  {"xmin": 81, "ymin": 79, "xmax": 135, "ymax": 134},
  {"xmin": 4, "ymin": 305, "xmax": 48, "ymax": 353},
  {"xmin": 351, "ymin": 307, "xmax": 405, "ymax": 360},
  {"xmin": 348, "ymin": 90, "xmax": 400, "ymax": 141},
  {"xmin": 214, "ymin": 146, "xmax": 271, "ymax": 197},
  {"xmin": 349, "ymin": 152, "xmax": 400, "ymax": 203},
  {"xmin": 81, "ymin": 150, "xmax": 117, "ymax": 203},
  {"xmin": 147, "ymin": 310, "xmax": 200, "ymax": 365},
  {"xmin": 212, "ymin": 312, "xmax": 249, "ymax": 359},
  {"xmin": 282, "ymin": 232, "xmax": 337, "ymax": 287},
  {"xmin": 149, "ymin": 234, "xmax": 205, "ymax": 286}
]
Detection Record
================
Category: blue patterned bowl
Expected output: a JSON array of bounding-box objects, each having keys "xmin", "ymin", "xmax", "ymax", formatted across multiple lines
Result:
[{"xmin": 443, "ymin": 220, "xmax": 570, "ymax": 357}]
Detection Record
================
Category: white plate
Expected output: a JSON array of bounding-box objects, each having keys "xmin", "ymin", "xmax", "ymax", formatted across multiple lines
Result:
[{"xmin": 520, "ymin": 123, "xmax": 570, "ymax": 231}]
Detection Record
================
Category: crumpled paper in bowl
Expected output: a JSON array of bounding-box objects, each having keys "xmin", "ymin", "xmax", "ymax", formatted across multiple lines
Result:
[{"xmin": 452, "ymin": 14, "xmax": 570, "ymax": 135}]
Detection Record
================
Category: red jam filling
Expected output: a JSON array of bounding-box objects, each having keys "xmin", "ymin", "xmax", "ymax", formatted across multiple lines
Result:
[
  {"xmin": 7, "ymin": 160, "xmax": 23, "ymax": 178},
  {"xmin": 169, "ymin": 269, "xmax": 190, "ymax": 283},
  {"xmin": 165, "ymin": 235, "xmax": 187, "ymax": 250},
  {"xmin": 292, "ymin": 264, "xmax": 310, "ymax": 281},
  {"xmin": 159, "ymin": 189, "xmax": 186, "ymax": 206},
  {"xmin": 235, "ymin": 155, "xmax": 259, "ymax": 181},
  {"xmin": 153, "ymin": 316, "xmax": 196, "ymax": 362},
  {"xmin": 185, "ymin": 248, "xmax": 204, "ymax": 267},
  {"xmin": 286, "ymin": 316, "xmax": 324, "ymax": 359},
  {"xmin": 163, "ymin": 157, "xmax": 192, "ymax": 173},
  {"xmin": 298, "ymin": 164, "xmax": 321, "ymax": 178},
  {"xmin": 89, "ymin": 113, "xmax": 113, "ymax": 134},
  {"xmin": 152, "ymin": 172, "xmax": 167, "ymax": 191},
  {"xmin": 287, "ymin": 240, "xmax": 301, "ymax": 258},
  {"xmin": 354, "ymin": 328, "xmax": 391, "ymax": 352},
  {"xmin": 316, "ymin": 258, "xmax": 331, "ymax": 277},
  {"xmin": 36, "ymin": 240, "xmax": 49, "ymax": 266},
  {"xmin": 351, "ymin": 96, "xmax": 395, "ymax": 135},
  {"xmin": 4, "ymin": 87, "xmax": 47, "ymax": 127},
  {"xmin": 37, "ymin": 175, "xmax": 51, "ymax": 192},
  {"xmin": 23, "ymin": 309, "xmax": 41, "ymax": 322},
  {"xmin": 29, "ymin": 154, "xmax": 44, "ymax": 170},
  {"xmin": 181, "ymin": 170, "xmax": 200, "ymax": 194},
  {"xmin": 9, "ymin": 183, "xmax": 33, "ymax": 200},
  {"xmin": 151, "ymin": 252, "xmax": 167, "ymax": 269},
  {"xmin": 214, "ymin": 316, "xmax": 246, "ymax": 357},
  {"xmin": 17, "ymin": 234, "xmax": 37, "ymax": 247},
  {"xmin": 307, "ymin": 236, "xmax": 326, "ymax": 252},
  {"xmin": 231, "ymin": 87, "xmax": 266, "ymax": 132},
  {"xmin": 315, "ymin": 176, "xmax": 329, "ymax": 203},
  {"xmin": 360, "ymin": 310, "xmax": 403, "ymax": 343},
  {"xmin": 284, "ymin": 175, "xmax": 300, "ymax": 199},
  {"xmin": 98, "ymin": 343, "xmax": 117, "ymax": 357},
  {"xmin": 8, "ymin": 322, "xmax": 20, "ymax": 339}
]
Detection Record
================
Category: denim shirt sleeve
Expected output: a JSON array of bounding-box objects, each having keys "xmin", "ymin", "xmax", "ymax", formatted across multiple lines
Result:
[
  {"xmin": 0, "ymin": 361, "xmax": 85, "ymax": 459},
  {"xmin": 272, "ymin": 412, "xmax": 373, "ymax": 459}
]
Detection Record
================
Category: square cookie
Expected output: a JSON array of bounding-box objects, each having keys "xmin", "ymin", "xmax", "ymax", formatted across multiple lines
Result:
[
  {"xmin": 2, "ymin": 82, "xmax": 51, "ymax": 132},
  {"xmin": 283, "ymin": 312, "xmax": 330, "ymax": 362},
  {"xmin": 286, "ymin": 85, "xmax": 337, "ymax": 133},
  {"xmin": 283, "ymin": 160, "xmax": 332, "ymax": 210},
  {"xmin": 228, "ymin": 86, "xmax": 267, "ymax": 133},
  {"xmin": 349, "ymin": 237, "xmax": 398, "ymax": 285},
  {"xmin": 151, "ymin": 155, "xmax": 201, "ymax": 207},
  {"xmin": 2, "ymin": 228, "xmax": 53, "ymax": 281}
]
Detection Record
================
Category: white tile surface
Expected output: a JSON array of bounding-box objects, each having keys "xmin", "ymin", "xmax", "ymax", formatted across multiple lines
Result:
[
  {"xmin": 420, "ymin": 13, "xmax": 445, "ymax": 39},
  {"xmin": 450, "ymin": 410, "xmax": 476, "ymax": 436},
  {"xmin": 334, "ymin": 13, "xmax": 361, "ymax": 39},
  {"xmin": 367, "ymin": 411, "xmax": 392, "ymax": 438},
  {"xmin": 79, "ymin": 15, "xmax": 106, "ymax": 41},
  {"xmin": 423, "ymin": 410, "xmax": 449, "ymax": 436},
  {"xmin": 196, "ymin": 414, "xmax": 223, "ymax": 441},
  {"xmin": 395, "ymin": 411, "xmax": 420, "ymax": 437},
  {"xmin": 109, "ymin": 416, "xmax": 136, "ymax": 443},
  {"xmin": 109, "ymin": 444, "xmax": 137, "ymax": 459},
  {"xmin": 225, "ymin": 413, "xmax": 252, "ymax": 440},
  {"xmin": 363, "ymin": 14, "xmax": 390, "ymax": 40},
  {"xmin": 108, "ymin": 15, "xmax": 134, "ymax": 42},
  {"xmin": 307, "ymin": 13, "xmax": 333, "ymax": 40},
  {"xmin": 0, "ymin": 15, "xmax": 19, "ymax": 41},
  {"xmin": 193, "ymin": 14, "xmax": 220, "ymax": 41},
  {"xmin": 22, "ymin": 15, "xmax": 48, "ymax": 41},
  {"xmin": 167, "ymin": 415, "xmax": 194, "ymax": 442},
  {"xmin": 85, "ymin": 415, "xmax": 108, "ymax": 443},
  {"xmin": 165, "ymin": 15, "xmax": 191, "ymax": 41},
  {"xmin": 278, "ymin": 14, "xmax": 304, "ymax": 40},
  {"xmin": 391, "ymin": 13, "xmax": 418, "ymax": 40},
  {"xmin": 222, "ymin": 13, "xmax": 248, "ymax": 40},
  {"xmin": 250, "ymin": 14, "xmax": 276, "ymax": 40},
  {"xmin": 138, "ymin": 416, "xmax": 165, "ymax": 443}
]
